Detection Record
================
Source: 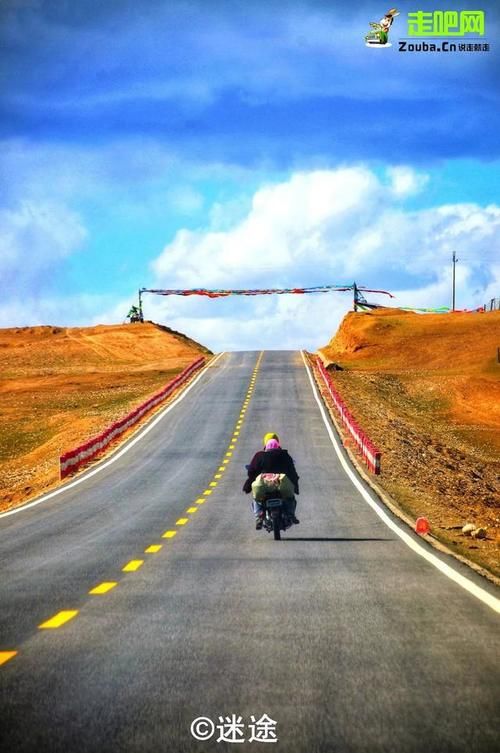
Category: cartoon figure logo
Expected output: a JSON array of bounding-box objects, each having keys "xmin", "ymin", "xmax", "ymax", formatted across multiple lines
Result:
[{"xmin": 365, "ymin": 7, "xmax": 400, "ymax": 47}]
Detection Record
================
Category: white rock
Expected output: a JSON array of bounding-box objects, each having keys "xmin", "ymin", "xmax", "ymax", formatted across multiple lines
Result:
[{"xmin": 471, "ymin": 527, "xmax": 487, "ymax": 539}]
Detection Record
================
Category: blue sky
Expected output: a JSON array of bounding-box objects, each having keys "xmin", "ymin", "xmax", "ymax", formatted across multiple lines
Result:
[{"xmin": 1, "ymin": 0, "xmax": 499, "ymax": 350}]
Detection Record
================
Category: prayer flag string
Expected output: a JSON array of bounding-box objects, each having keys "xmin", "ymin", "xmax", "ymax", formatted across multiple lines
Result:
[{"xmin": 140, "ymin": 285, "xmax": 395, "ymax": 299}]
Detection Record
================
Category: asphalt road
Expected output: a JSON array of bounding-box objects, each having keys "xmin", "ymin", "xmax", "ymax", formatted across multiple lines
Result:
[{"xmin": 0, "ymin": 351, "xmax": 499, "ymax": 753}]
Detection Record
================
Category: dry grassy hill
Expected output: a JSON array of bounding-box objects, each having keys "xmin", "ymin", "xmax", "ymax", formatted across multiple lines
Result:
[
  {"xmin": 319, "ymin": 308, "xmax": 500, "ymax": 577},
  {"xmin": 0, "ymin": 322, "xmax": 212, "ymax": 512}
]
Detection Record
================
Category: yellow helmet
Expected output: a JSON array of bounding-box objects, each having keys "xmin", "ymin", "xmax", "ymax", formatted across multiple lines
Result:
[{"xmin": 263, "ymin": 432, "xmax": 279, "ymax": 445}]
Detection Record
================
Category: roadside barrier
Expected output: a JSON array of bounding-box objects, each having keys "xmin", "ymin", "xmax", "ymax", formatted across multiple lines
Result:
[
  {"xmin": 314, "ymin": 357, "xmax": 381, "ymax": 474},
  {"xmin": 60, "ymin": 357, "xmax": 205, "ymax": 479}
]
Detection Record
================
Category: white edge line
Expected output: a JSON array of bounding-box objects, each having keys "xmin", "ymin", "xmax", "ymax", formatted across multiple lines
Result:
[
  {"xmin": 0, "ymin": 352, "xmax": 226, "ymax": 520},
  {"xmin": 300, "ymin": 350, "xmax": 500, "ymax": 615}
]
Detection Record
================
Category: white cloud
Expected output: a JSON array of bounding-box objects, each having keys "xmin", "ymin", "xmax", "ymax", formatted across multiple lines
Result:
[
  {"xmin": 147, "ymin": 165, "xmax": 499, "ymax": 348},
  {"xmin": 136, "ymin": 290, "xmax": 349, "ymax": 352},
  {"xmin": 2, "ymin": 161, "xmax": 497, "ymax": 350},
  {"xmin": 0, "ymin": 200, "xmax": 87, "ymax": 293},
  {"xmin": 0, "ymin": 292, "xmax": 114, "ymax": 329},
  {"xmin": 481, "ymin": 264, "xmax": 500, "ymax": 309},
  {"xmin": 387, "ymin": 166, "xmax": 429, "ymax": 197},
  {"xmin": 152, "ymin": 167, "xmax": 382, "ymax": 287}
]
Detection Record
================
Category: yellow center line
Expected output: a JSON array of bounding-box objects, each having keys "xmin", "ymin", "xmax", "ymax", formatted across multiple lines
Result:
[
  {"xmin": 0, "ymin": 651, "xmax": 17, "ymax": 666},
  {"xmin": 89, "ymin": 582, "xmax": 118, "ymax": 595},
  {"xmin": 39, "ymin": 610, "xmax": 79, "ymax": 629},
  {"xmin": 162, "ymin": 530, "xmax": 177, "ymax": 538},
  {"xmin": 151, "ymin": 354, "xmax": 263, "ymax": 578},
  {"xmin": 7, "ymin": 356, "xmax": 265, "ymax": 653}
]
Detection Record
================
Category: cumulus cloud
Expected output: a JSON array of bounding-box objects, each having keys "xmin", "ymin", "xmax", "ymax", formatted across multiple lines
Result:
[
  {"xmin": 147, "ymin": 165, "xmax": 499, "ymax": 349},
  {"xmin": 152, "ymin": 165, "xmax": 431, "ymax": 290},
  {"xmin": 153, "ymin": 167, "xmax": 382, "ymax": 287},
  {"xmin": 387, "ymin": 166, "xmax": 429, "ymax": 197},
  {"xmin": 0, "ymin": 292, "xmax": 114, "ymax": 329},
  {"xmin": 2, "ymin": 161, "xmax": 497, "ymax": 350},
  {"xmin": 0, "ymin": 200, "xmax": 87, "ymax": 293}
]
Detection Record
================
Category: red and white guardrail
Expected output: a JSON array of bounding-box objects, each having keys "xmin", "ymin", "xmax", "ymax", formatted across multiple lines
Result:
[
  {"xmin": 60, "ymin": 356, "xmax": 205, "ymax": 479},
  {"xmin": 315, "ymin": 357, "xmax": 381, "ymax": 474}
]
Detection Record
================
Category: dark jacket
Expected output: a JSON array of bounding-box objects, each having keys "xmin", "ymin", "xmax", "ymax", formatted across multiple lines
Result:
[{"xmin": 243, "ymin": 448, "xmax": 299, "ymax": 494}]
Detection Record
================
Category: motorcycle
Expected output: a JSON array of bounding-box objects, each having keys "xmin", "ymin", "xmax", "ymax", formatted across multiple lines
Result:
[{"xmin": 245, "ymin": 465, "xmax": 294, "ymax": 541}]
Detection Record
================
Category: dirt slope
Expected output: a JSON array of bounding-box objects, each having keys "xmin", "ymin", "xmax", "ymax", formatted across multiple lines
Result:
[
  {"xmin": 0, "ymin": 322, "xmax": 212, "ymax": 512},
  {"xmin": 319, "ymin": 308, "xmax": 500, "ymax": 577}
]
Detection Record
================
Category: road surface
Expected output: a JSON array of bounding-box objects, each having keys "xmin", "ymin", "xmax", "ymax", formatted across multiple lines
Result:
[{"xmin": 0, "ymin": 351, "xmax": 498, "ymax": 753}]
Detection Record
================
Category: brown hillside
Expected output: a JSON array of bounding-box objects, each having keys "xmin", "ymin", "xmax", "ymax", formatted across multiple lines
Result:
[
  {"xmin": 322, "ymin": 307, "xmax": 500, "ymax": 373},
  {"xmin": 319, "ymin": 308, "xmax": 500, "ymax": 577},
  {"xmin": 0, "ymin": 322, "xmax": 212, "ymax": 512}
]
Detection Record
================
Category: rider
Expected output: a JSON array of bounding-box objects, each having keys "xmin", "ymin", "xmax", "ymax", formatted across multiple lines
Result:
[{"xmin": 243, "ymin": 434, "xmax": 300, "ymax": 529}]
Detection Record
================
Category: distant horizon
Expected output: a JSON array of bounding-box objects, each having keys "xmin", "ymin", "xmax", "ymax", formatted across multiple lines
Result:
[{"xmin": 4, "ymin": 303, "xmax": 499, "ymax": 359}]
